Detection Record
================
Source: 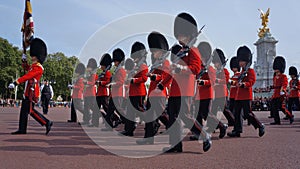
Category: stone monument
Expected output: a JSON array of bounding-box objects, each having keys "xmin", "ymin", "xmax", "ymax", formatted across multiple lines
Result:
[{"xmin": 253, "ymin": 8, "xmax": 278, "ymax": 90}]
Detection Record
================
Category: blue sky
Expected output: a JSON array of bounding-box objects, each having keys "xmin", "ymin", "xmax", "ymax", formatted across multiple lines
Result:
[{"xmin": 1, "ymin": 0, "xmax": 300, "ymax": 71}]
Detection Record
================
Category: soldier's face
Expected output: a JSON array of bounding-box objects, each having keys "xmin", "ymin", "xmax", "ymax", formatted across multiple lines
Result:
[
  {"xmin": 101, "ymin": 65, "xmax": 105, "ymax": 70},
  {"xmin": 232, "ymin": 68, "xmax": 238, "ymax": 72},
  {"xmin": 31, "ymin": 56, "xmax": 38, "ymax": 63},
  {"xmin": 275, "ymin": 70, "xmax": 281, "ymax": 75},
  {"xmin": 291, "ymin": 75, "xmax": 295, "ymax": 78},
  {"xmin": 214, "ymin": 62, "xmax": 221, "ymax": 69},
  {"xmin": 239, "ymin": 61, "xmax": 247, "ymax": 68},
  {"xmin": 151, "ymin": 50, "xmax": 163, "ymax": 59},
  {"xmin": 86, "ymin": 67, "xmax": 92, "ymax": 72},
  {"xmin": 114, "ymin": 61, "xmax": 120, "ymax": 66},
  {"xmin": 177, "ymin": 35, "xmax": 190, "ymax": 46}
]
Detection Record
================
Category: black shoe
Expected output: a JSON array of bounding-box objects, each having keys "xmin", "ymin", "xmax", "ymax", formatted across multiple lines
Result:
[
  {"xmin": 283, "ymin": 116, "xmax": 289, "ymax": 120},
  {"xmin": 67, "ymin": 120, "xmax": 76, "ymax": 123},
  {"xmin": 136, "ymin": 138, "xmax": 154, "ymax": 145},
  {"xmin": 189, "ymin": 135, "xmax": 200, "ymax": 141},
  {"xmin": 290, "ymin": 115, "xmax": 294, "ymax": 124},
  {"xmin": 162, "ymin": 146, "xmax": 182, "ymax": 153},
  {"xmin": 78, "ymin": 121, "xmax": 90, "ymax": 126},
  {"xmin": 268, "ymin": 116, "xmax": 274, "ymax": 119},
  {"xmin": 219, "ymin": 124, "xmax": 228, "ymax": 139},
  {"xmin": 227, "ymin": 131, "xmax": 241, "ymax": 137},
  {"xmin": 270, "ymin": 122, "xmax": 281, "ymax": 125},
  {"xmin": 259, "ymin": 124, "xmax": 265, "ymax": 137},
  {"xmin": 46, "ymin": 121, "xmax": 53, "ymax": 135},
  {"xmin": 11, "ymin": 131, "xmax": 26, "ymax": 135},
  {"xmin": 118, "ymin": 130, "xmax": 133, "ymax": 136},
  {"xmin": 203, "ymin": 138, "xmax": 212, "ymax": 152},
  {"xmin": 112, "ymin": 119, "xmax": 122, "ymax": 128},
  {"xmin": 101, "ymin": 127, "xmax": 113, "ymax": 131},
  {"xmin": 88, "ymin": 124, "xmax": 99, "ymax": 127},
  {"xmin": 247, "ymin": 120, "xmax": 251, "ymax": 126}
]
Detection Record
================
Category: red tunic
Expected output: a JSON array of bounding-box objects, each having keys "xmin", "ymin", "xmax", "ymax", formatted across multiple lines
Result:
[
  {"xmin": 148, "ymin": 60, "xmax": 172, "ymax": 97},
  {"xmin": 229, "ymin": 72, "xmax": 241, "ymax": 99},
  {"xmin": 235, "ymin": 68, "xmax": 255, "ymax": 101},
  {"xmin": 83, "ymin": 73, "xmax": 98, "ymax": 97},
  {"xmin": 168, "ymin": 47, "xmax": 202, "ymax": 97},
  {"xmin": 96, "ymin": 71, "xmax": 112, "ymax": 97},
  {"xmin": 72, "ymin": 78, "xmax": 84, "ymax": 99},
  {"xmin": 129, "ymin": 63, "xmax": 148, "ymax": 96},
  {"xmin": 195, "ymin": 65, "xmax": 216, "ymax": 100},
  {"xmin": 288, "ymin": 79, "xmax": 300, "ymax": 98},
  {"xmin": 16, "ymin": 62, "xmax": 43, "ymax": 99},
  {"xmin": 214, "ymin": 68, "xmax": 230, "ymax": 98},
  {"xmin": 272, "ymin": 74, "xmax": 288, "ymax": 98},
  {"xmin": 111, "ymin": 67, "xmax": 126, "ymax": 97}
]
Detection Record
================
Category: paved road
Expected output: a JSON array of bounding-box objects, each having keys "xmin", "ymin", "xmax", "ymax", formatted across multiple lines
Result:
[{"xmin": 0, "ymin": 107, "xmax": 299, "ymax": 169}]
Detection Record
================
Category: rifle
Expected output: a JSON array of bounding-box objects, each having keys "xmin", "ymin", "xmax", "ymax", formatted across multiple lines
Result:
[
  {"xmin": 172, "ymin": 25, "xmax": 205, "ymax": 64},
  {"xmin": 292, "ymin": 73, "xmax": 300, "ymax": 89},
  {"xmin": 126, "ymin": 56, "xmax": 146, "ymax": 81},
  {"xmin": 237, "ymin": 61, "xmax": 251, "ymax": 84},
  {"xmin": 196, "ymin": 54, "xmax": 213, "ymax": 80},
  {"xmin": 216, "ymin": 59, "xmax": 229, "ymax": 75},
  {"xmin": 96, "ymin": 65, "xmax": 112, "ymax": 84}
]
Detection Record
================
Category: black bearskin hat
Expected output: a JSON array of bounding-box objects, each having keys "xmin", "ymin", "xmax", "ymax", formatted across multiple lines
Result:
[
  {"xmin": 75, "ymin": 63, "xmax": 85, "ymax": 75},
  {"xmin": 130, "ymin": 41, "xmax": 147, "ymax": 60},
  {"xmin": 112, "ymin": 48, "xmax": 125, "ymax": 62},
  {"xmin": 174, "ymin": 12, "xmax": 198, "ymax": 39},
  {"xmin": 212, "ymin": 48, "xmax": 226, "ymax": 65},
  {"xmin": 87, "ymin": 58, "xmax": 97, "ymax": 70},
  {"xmin": 100, "ymin": 53, "xmax": 112, "ymax": 67},
  {"xmin": 237, "ymin": 45, "xmax": 252, "ymax": 64},
  {"xmin": 197, "ymin": 41, "xmax": 212, "ymax": 61},
  {"xmin": 273, "ymin": 56, "xmax": 286, "ymax": 73},
  {"xmin": 124, "ymin": 58, "xmax": 135, "ymax": 71},
  {"xmin": 289, "ymin": 66, "xmax": 298, "ymax": 76},
  {"xmin": 230, "ymin": 56, "xmax": 240, "ymax": 71},
  {"xmin": 30, "ymin": 38, "xmax": 47, "ymax": 64},
  {"xmin": 148, "ymin": 31, "xmax": 169, "ymax": 51}
]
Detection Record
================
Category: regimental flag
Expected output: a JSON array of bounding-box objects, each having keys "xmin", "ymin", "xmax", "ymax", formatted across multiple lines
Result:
[{"xmin": 21, "ymin": 0, "xmax": 34, "ymax": 51}]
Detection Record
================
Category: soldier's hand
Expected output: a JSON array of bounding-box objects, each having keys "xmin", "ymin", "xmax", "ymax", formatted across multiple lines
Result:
[
  {"xmin": 8, "ymin": 83, "xmax": 15, "ymax": 89},
  {"xmin": 237, "ymin": 82, "xmax": 245, "ymax": 88},
  {"xmin": 280, "ymin": 91, "xmax": 285, "ymax": 96},
  {"xmin": 22, "ymin": 54, "xmax": 27, "ymax": 61}
]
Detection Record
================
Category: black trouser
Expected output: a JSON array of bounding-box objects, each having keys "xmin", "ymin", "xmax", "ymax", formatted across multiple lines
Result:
[
  {"xmin": 143, "ymin": 97, "xmax": 166, "ymax": 138},
  {"xmin": 270, "ymin": 98, "xmax": 282, "ymax": 123},
  {"xmin": 234, "ymin": 100, "xmax": 262, "ymax": 133},
  {"xmin": 206, "ymin": 97, "xmax": 232, "ymax": 132},
  {"xmin": 105, "ymin": 97, "xmax": 125, "ymax": 128},
  {"xmin": 83, "ymin": 96, "xmax": 98, "ymax": 123},
  {"xmin": 41, "ymin": 94, "xmax": 51, "ymax": 114},
  {"xmin": 93, "ymin": 96, "xmax": 109, "ymax": 127},
  {"xmin": 124, "ymin": 96, "xmax": 145, "ymax": 133},
  {"xmin": 70, "ymin": 98, "xmax": 84, "ymax": 122},
  {"xmin": 194, "ymin": 99, "xmax": 211, "ymax": 126},
  {"xmin": 288, "ymin": 97, "xmax": 299, "ymax": 116},
  {"xmin": 17, "ymin": 98, "xmax": 50, "ymax": 132},
  {"xmin": 168, "ymin": 96, "xmax": 204, "ymax": 148},
  {"xmin": 229, "ymin": 98, "xmax": 235, "ymax": 115}
]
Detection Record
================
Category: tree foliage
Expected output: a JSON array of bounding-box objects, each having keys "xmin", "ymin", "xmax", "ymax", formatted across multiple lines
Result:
[{"xmin": 0, "ymin": 37, "xmax": 79, "ymax": 101}]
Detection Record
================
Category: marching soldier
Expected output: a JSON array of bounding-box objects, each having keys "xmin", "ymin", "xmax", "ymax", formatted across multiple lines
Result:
[
  {"xmin": 207, "ymin": 49, "xmax": 230, "ymax": 138},
  {"xmin": 101, "ymin": 48, "xmax": 126, "ymax": 131},
  {"xmin": 287, "ymin": 66, "xmax": 299, "ymax": 120},
  {"xmin": 161, "ymin": 12, "xmax": 211, "ymax": 153},
  {"xmin": 136, "ymin": 31, "xmax": 171, "ymax": 144},
  {"xmin": 190, "ymin": 41, "xmax": 216, "ymax": 140},
  {"xmin": 10, "ymin": 38, "xmax": 53, "ymax": 135},
  {"xmin": 81, "ymin": 58, "xmax": 98, "ymax": 125},
  {"xmin": 228, "ymin": 56, "xmax": 240, "ymax": 118},
  {"xmin": 227, "ymin": 46, "xmax": 265, "ymax": 137},
  {"xmin": 269, "ymin": 56, "xmax": 294, "ymax": 125},
  {"xmin": 119, "ymin": 42, "xmax": 148, "ymax": 136},
  {"xmin": 68, "ymin": 63, "xmax": 85, "ymax": 123},
  {"xmin": 93, "ymin": 54, "xmax": 112, "ymax": 127}
]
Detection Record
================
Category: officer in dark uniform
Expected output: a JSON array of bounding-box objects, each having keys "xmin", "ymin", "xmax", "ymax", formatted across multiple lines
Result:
[{"xmin": 40, "ymin": 80, "xmax": 54, "ymax": 114}]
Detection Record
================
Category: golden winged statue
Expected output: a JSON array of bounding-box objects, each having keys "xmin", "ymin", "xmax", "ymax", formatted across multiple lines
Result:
[{"xmin": 258, "ymin": 8, "xmax": 270, "ymax": 38}]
